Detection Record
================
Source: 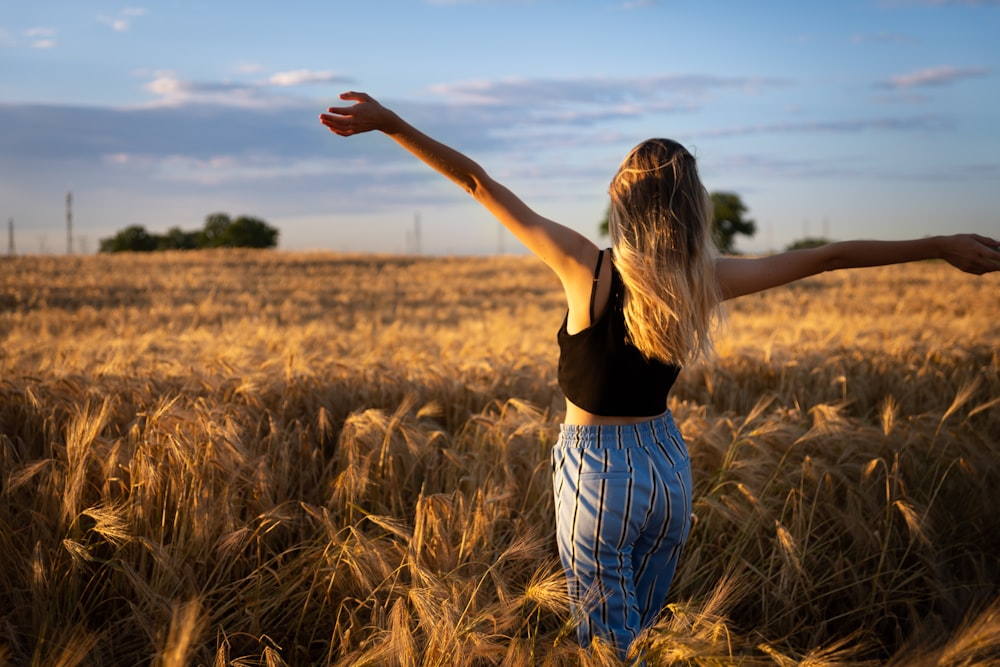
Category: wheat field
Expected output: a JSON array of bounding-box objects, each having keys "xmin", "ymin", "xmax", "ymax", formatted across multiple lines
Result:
[{"xmin": 1, "ymin": 250, "xmax": 998, "ymax": 666}]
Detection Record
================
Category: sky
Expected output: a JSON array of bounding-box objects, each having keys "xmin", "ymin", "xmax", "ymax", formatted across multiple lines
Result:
[{"xmin": 1, "ymin": 0, "xmax": 998, "ymax": 255}]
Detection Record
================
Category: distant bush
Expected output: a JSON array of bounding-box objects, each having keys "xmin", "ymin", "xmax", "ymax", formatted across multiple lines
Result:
[
  {"xmin": 785, "ymin": 237, "xmax": 832, "ymax": 251},
  {"xmin": 158, "ymin": 226, "xmax": 200, "ymax": 251},
  {"xmin": 99, "ymin": 213, "xmax": 279, "ymax": 253},
  {"xmin": 99, "ymin": 224, "xmax": 160, "ymax": 253}
]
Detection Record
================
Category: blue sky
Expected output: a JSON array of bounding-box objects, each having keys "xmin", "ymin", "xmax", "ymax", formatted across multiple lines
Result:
[{"xmin": 1, "ymin": 0, "xmax": 997, "ymax": 255}]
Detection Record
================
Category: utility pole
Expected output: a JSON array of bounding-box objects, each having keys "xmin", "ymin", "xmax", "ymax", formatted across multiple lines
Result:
[
  {"xmin": 7, "ymin": 218, "xmax": 14, "ymax": 256},
  {"xmin": 66, "ymin": 191, "xmax": 73, "ymax": 254}
]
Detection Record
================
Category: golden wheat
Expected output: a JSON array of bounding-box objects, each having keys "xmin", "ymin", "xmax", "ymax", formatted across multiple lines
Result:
[{"xmin": 1, "ymin": 250, "xmax": 997, "ymax": 666}]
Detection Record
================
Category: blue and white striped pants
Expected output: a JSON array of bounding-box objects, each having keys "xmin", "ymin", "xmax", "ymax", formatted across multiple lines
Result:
[{"xmin": 552, "ymin": 411, "xmax": 693, "ymax": 658}]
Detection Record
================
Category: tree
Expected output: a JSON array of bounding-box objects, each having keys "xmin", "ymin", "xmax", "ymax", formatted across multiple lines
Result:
[
  {"xmin": 197, "ymin": 213, "xmax": 279, "ymax": 249},
  {"xmin": 199, "ymin": 212, "xmax": 233, "ymax": 248},
  {"xmin": 223, "ymin": 216, "xmax": 280, "ymax": 248},
  {"xmin": 710, "ymin": 192, "xmax": 756, "ymax": 254},
  {"xmin": 158, "ymin": 226, "xmax": 200, "ymax": 250},
  {"xmin": 99, "ymin": 224, "xmax": 159, "ymax": 253},
  {"xmin": 597, "ymin": 191, "xmax": 757, "ymax": 254}
]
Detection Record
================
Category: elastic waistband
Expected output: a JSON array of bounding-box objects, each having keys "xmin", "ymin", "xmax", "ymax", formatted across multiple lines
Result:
[{"xmin": 557, "ymin": 411, "xmax": 680, "ymax": 450}]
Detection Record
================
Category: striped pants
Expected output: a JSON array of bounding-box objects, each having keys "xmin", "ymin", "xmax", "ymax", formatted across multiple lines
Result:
[{"xmin": 552, "ymin": 411, "xmax": 693, "ymax": 659}]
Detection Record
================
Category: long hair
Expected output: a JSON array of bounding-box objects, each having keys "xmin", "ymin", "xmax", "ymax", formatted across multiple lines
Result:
[{"xmin": 607, "ymin": 138, "xmax": 721, "ymax": 365}]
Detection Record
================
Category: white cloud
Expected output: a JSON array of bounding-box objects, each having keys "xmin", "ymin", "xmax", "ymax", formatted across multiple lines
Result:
[
  {"xmin": 428, "ymin": 73, "xmax": 789, "ymax": 108},
  {"xmin": 25, "ymin": 26, "xmax": 57, "ymax": 48},
  {"xmin": 145, "ymin": 75, "xmax": 184, "ymax": 97},
  {"xmin": 98, "ymin": 8, "xmax": 147, "ymax": 32},
  {"xmin": 885, "ymin": 65, "xmax": 991, "ymax": 89},
  {"xmin": 143, "ymin": 74, "xmax": 269, "ymax": 108},
  {"xmin": 148, "ymin": 154, "xmax": 334, "ymax": 186},
  {"xmin": 132, "ymin": 70, "xmax": 779, "ymax": 122},
  {"xmin": 267, "ymin": 70, "xmax": 348, "ymax": 87},
  {"xmin": 99, "ymin": 152, "xmax": 243, "ymax": 184},
  {"xmin": 695, "ymin": 115, "xmax": 951, "ymax": 139},
  {"xmin": 140, "ymin": 70, "xmax": 353, "ymax": 108}
]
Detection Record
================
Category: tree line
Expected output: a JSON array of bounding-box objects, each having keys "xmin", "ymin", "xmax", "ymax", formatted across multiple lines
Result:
[{"xmin": 99, "ymin": 213, "xmax": 279, "ymax": 253}]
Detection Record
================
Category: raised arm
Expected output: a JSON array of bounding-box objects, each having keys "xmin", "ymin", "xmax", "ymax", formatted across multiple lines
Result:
[
  {"xmin": 319, "ymin": 91, "xmax": 594, "ymax": 283},
  {"xmin": 715, "ymin": 234, "xmax": 1000, "ymax": 300}
]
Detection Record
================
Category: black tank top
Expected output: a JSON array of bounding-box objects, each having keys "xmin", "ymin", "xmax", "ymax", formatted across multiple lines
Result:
[{"xmin": 557, "ymin": 250, "xmax": 681, "ymax": 417}]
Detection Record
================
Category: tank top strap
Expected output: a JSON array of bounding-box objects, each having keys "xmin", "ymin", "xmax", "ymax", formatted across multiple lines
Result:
[{"xmin": 588, "ymin": 249, "xmax": 605, "ymax": 323}]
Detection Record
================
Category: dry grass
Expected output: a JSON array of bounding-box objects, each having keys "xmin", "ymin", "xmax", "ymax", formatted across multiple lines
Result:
[{"xmin": 1, "ymin": 250, "xmax": 998, "ymax": 666}]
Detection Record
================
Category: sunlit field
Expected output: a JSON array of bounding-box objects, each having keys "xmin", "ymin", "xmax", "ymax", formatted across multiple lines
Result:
[{"xmin": 2, "ymin": 250, "xmax": 998, "ymax": 666}]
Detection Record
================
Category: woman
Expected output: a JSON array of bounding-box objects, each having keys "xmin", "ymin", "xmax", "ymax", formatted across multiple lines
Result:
[{"xmin": 319, "ymin": 92, "xmax": 1000, "ymax": 659}]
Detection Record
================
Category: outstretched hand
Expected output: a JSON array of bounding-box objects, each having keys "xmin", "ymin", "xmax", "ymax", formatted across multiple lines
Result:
[
  {"xmin": 319, "ymin": 91, "xmax": 397, "ymax": 136},
  {"xmin": 940, "ymin": 233, "xmax": 1000, "ymax": 275}
]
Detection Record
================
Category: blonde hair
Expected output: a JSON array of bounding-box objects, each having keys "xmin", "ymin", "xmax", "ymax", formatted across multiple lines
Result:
[{"xmin": 607, "ymin": 138, "xmax": 721, "ymax": 365}]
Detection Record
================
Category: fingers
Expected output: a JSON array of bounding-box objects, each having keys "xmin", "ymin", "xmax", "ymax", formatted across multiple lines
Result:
[
  {"xmin": 321, "ymin": 91, "xmax": 374, "ymax": 117},
  {"xmin": 327, "ymin": 92, "xmax": 375, "ymax": 120},
  {"xmin": 968, "ymin": 237, "xmax": 1000, "ymax": 274},
  {"xmin": 318, "ymin": 113, "xmax": 354, "ymax": 136},
  {"xmin": 319, "ymin": 91, "xmax": 390, "ymax": 136},
  {"xmin": 970, "ymin": 234, "xmax": 1000, "ymax": 265},
  {"xmin": 318, "ymin": 92, "xmax": 365, "ymax": 134},
  {"xmin": 943, "ymin": 234, "xmax": 1000, "ymax": 275},
  {"xmin": 339, "ymin": 90, "xmax": 373, "ymax": 103},
  {"xmin": 324, "ymin": 105, "xmax": 354, "ymax": 117},
  {"xmin": 318, "ymin": 109, "xmax": 350, "ymax": 131},
  {"xmin": 966, "ymin": 232, "xmax": 999, "ymax": 248}
]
